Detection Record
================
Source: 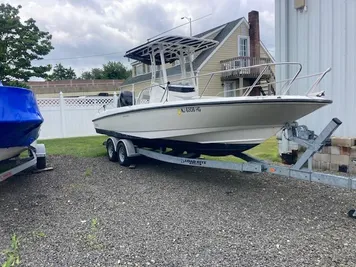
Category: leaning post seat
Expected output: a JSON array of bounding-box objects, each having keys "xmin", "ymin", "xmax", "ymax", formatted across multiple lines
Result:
[{"xmin": 168, "ymin": 84, "xmax": 195, "ymax": 93}]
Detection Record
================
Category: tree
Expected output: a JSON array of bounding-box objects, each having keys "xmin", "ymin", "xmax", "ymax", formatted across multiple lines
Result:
[
  {"xmin": 48, "ymin": 63, "xmax": 76, "ymax": 80},
  {"xmin": 80, "ymin": 68, "xmax": 103, "ymax": 79},
  {"xmin": 81, "ymin": 71, "xmax": 93, "ymax": 80},
  {"xmin": 80, "ymin": 61, "xmax": 130, "ymax": 80},
  {"xmin": 91, "ymin": 68, "xmax": 104, "ymax": 79},
  {"xmin": 0, "ymin": 4, "xmax": 54, "ymax": 82},
  {"xmin": 102, "ymin": 61, "xmax": 130, "ymax": 79}
]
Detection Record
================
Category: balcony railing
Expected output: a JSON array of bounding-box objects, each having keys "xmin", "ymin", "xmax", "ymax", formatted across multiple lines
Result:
[{"xmin": 220, "ymin": 57, "xmax": 273, "ymax": 79}]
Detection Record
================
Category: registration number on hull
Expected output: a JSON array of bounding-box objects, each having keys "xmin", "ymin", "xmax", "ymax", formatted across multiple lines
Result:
[{"xmin": 178, "ymin": 106, "xmax": 201, "ymax": 115}]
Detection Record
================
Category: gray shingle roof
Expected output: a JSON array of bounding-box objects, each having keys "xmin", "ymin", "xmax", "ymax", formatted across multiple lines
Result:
[{"xmin": 122, "ymin": 17, "xmax": 243, "ymax": 86}]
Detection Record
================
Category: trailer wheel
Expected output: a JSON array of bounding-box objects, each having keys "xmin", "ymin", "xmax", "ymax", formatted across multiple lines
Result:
[
  {"xmin": 117, "ymin": 142, "xmax": 131, "ymax": 166},
  {"xmin": 106, "ymin": 139, "xmax": 118, "ymax": 162},
  {"xmin": 36, "ymin": 157, "xmax": 46, "ymax": 170}
]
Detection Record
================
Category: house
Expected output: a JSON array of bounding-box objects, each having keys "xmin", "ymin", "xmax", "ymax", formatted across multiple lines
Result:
[
  {"xmin": 275, "ymin": 0, "xmax": 356, "ymax": 137},
  {"xmin": 120, "ymin": 10, "xmax": 275, "ymax": 98}
]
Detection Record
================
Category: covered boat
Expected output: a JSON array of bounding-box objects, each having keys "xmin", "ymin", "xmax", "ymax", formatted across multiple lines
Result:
[{"xmin": 0, "ymin": 85, "xmax": 44, "ymax": 161}]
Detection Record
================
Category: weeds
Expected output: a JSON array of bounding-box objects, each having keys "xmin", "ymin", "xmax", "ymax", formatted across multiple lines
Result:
[
  {"xmin": 83, "ymin": 217, "xmax": 104, "ymax": 250},
  {"xmin": 32, "ymin": 231, "xmax": 46, "ymax": 239},
  {"xmin": 84, "ymin": 168, "xmax": 92, "ymax": 177},
  {"xmin": 1, "ymin": 234, "xmax": 20, "ymax": 267},
  {"xmin": 91, "ymin": 218, "xmax": 98, "ymax": 230}
]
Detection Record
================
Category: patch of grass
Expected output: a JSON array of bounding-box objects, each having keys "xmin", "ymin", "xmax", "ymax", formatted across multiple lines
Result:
[
  {"xmin": 38, "ymin": 135, "xmax": 281, "ymax": 163},
  {"xmin": 203, "ymin": 137, "xmax": 281, "ymax": 163},
  {"xmin": 246, "ymin": 137, "xmax": 281, "ymax": 162},
  {"xmin": 81, "ymin": 217, "xmax": 104, "ymax": 250},
  {"xmin": 91, "ymin": 218, "xmax": 98, "ymax": 231},
  {"xmin": 32, "ymin": 231, "xmax": 46, "ymax": 239},
  {"xmin": 2, "ymin": 234, "xmax": 20, "ymax": 267},
  {"xmin": 84, "ymin": 168, "xmax": 92, "ymax": 177},
  {"xmin": 38, "ymin": 135, "xmax": 107, "ymax": 158}
]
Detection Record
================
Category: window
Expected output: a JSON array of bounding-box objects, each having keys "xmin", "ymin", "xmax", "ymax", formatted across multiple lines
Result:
[
  {"xmin": 135, "ymin": 64, "xmax": 143, "ymax": 76},
  {"xmin": 238, "ymin": 35, "xmax": 250, "ymax": 71},
  {"xmin": 238, "ymin": 36, "xmax": 249, "ymax": 57}
]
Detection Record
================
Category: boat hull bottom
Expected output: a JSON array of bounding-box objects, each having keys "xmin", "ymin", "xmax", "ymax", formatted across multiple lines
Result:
[
  {"xmin": 0, "ymin": 147, "xmax": 28, "ymax": 162},
  {"xmin": 96, "ymin": 129, "xmax": 260, "ymax": 156}
]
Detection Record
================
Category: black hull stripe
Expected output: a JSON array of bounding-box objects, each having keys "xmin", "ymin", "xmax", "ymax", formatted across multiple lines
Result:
[{"xmin": 92, "ymin": 98, "xmax": 332, "ymax": 122}]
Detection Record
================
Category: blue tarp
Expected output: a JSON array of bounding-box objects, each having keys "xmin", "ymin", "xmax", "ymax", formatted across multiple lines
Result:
[{"xmin": 0, "ymin": 85, "xmax": 44, "ymax": 148}]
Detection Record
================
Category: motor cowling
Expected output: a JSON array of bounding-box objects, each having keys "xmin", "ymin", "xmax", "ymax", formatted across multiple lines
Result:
[{"xmin": 117, "ymin": 91, "xmax": 135, "ymax": 107}]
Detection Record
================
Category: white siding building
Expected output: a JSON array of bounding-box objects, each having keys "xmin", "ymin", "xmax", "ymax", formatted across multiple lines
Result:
[{"xmin": 275, "ymin": 0, "xmax": 356, "ymax": 137}]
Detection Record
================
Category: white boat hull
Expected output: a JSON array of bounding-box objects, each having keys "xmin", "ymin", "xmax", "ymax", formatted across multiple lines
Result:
[
  {"xmin": 0, "ymin": 147, "xmax": 28, "ymax": 162},
  {"xmin": 93, "ymin": 96, "xmax": 331, "ymax": 154}
]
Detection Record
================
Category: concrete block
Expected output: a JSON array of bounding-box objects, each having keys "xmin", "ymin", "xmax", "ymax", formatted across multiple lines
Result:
[
  {"xmin": 331, "ymin": 137, "xmax": 356, "ymax": 148},
  {"xmin": 348, "ymin": 163, "xmax": 356, "ymax": 174},
  {"xmin": 331, "ymin": 146, "xmax": 340, "ymax": 155},
  {"xmin": 321, "ymin": 146, "xmax": 331, "ymax": 154},
  {"xmin": 330, "ymin": 154, "xmax": 350, "ymax": 165},
  {"xmin": 313, "ymin": 153, "xmax": 331, "ymax": 163},
  {"xmin": 320, "ymin": 161, "xmax": 330, "ymax": 171},
  {"xmin": 340, "ymin": 147, "xmax": 351, "ymax": 155},
  {"xmin": 312, "ymin": 160, "xmax": 320, "ymax": 170},
  {"xmin": 350, "ymin": 147, "xmax": 356, "ymax": 157}
]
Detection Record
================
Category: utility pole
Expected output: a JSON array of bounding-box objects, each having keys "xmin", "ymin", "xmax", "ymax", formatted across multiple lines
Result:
[{"xmin": 181, "ymin": 16, "xmax": 192, "ymax": 36}]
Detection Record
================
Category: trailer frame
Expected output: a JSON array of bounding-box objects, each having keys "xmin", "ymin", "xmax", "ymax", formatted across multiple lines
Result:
[
  {"xmin": 0, "ymin": 143, "xmax": 53, "ymax": 182},
  {"xmin": 103, "ymin": 117, "xmax": 356, "ymax": 218}
]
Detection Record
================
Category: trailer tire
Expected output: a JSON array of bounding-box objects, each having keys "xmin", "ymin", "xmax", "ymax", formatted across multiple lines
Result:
[
  {"xmin": 36, "ymin": 157, "xmax": 46, "ymax": 170},
  {"xmin": 106, "ymin": 139, "xmax": 118, "ymax": 162},
  {"xmin": 117, "ymin": 142, "xmax": 131, "ymax": 166}
]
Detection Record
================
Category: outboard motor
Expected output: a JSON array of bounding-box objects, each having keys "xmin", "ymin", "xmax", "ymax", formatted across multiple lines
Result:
[{"xmin": 117, "ymin": 91, "xmax": 135, "ymax": 107}]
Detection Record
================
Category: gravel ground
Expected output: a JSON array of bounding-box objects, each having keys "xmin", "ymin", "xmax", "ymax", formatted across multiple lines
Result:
[{"xmin": 1, "ymin": 155, "xmax": 356, "ymax": 267}]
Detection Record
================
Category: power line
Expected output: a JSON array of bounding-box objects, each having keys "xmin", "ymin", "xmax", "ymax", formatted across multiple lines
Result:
[
  {"xmin": 35, "ymin": 13, "xmax": 212, "ymax": 62},
  {"xmin": 147, "ymin": 13, "xmax": 212, "ymax": 41},
  {"xmin": 35, "ymin": 51, "xmax": 126, "ymax": 61}
]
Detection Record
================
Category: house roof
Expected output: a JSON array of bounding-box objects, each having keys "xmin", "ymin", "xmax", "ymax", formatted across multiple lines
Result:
[{"xmin": 122, "ymin": 17, "xmax": 243, "ymax": 86}]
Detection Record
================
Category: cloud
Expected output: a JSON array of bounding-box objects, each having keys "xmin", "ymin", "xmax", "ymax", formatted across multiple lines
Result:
[{"xmin": 1, "ymin": 0, "xmax": 275, "ymax": 78}]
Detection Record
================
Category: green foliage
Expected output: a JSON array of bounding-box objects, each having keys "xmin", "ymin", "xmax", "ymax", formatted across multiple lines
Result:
[
  {"xmin": 80, "ymin": 61, "xmax": 130, "ymax": 80},
  {"xmin": 47, "ymin": 63, "xmax": 76, "ymax": 80},
  {"xmin": 102, "ymin": 61, "xmax": 130, "ymax": 79},
  {"xmin": 32, "ymin": 231, "xmax": 46, "ymax": 238},
  {"xmin": 80, "ymin": 68, "xmax": 103, "ymax": 79},
  {"xmin": 1, "ymin": 233, "xmax": 20, "ymax": 267},
  {"xmin": 0, "ymin": 3, "xmax": 53, "ymax": 82},
  {"xmin": 91, "ymin": 218, "xmax": 98, "ymax": 230},
  {"xmin": 3, "ymin": 80, "xmax": 30, "ymax": 89},
  {"xmin": 84, "ymin": 168, "xmax": 92, "ymax": 177},
  {"xmin": 81, "ymin": 71, "xmax": 93, "ymax": 80}
]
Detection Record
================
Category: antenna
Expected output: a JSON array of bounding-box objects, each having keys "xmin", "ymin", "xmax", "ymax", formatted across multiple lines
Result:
[{"xmin": 147, "ymin": 13, "xmax": 212, "ymax": 42}]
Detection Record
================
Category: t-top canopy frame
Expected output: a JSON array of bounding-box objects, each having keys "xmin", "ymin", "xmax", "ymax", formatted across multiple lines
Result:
[{"xmin": 124, "ymin": 35, "xmax": 219, "ymax": 66}]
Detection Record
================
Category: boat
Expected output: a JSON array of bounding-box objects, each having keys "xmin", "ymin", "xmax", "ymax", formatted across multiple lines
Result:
[
  {"xmin": 0, "ymin": 84, "xmax": 44, "ymax": 161},
  {"xmin": 92, "ymin": 35, "xmax": 332, "ymax": 156}
]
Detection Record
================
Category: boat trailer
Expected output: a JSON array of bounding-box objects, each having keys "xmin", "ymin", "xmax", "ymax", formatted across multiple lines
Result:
[
  {"xmin": 104, "ymin": 118, "xmax": 356, "ymax": 218},
  {"xmin": 0, "ymin": 143, "xmax": 53, "ymax": 183}
]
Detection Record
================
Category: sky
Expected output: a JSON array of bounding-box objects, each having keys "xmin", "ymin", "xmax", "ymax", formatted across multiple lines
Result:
[{"xmin": 2, "ymin": 0, "xmax": 275, "ymax": 78}]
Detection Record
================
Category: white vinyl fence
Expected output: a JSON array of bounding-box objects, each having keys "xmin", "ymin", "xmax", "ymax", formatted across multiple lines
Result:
[{"xmin": 37, "ymin": 92, "xmax": 118, "ymax": 140}]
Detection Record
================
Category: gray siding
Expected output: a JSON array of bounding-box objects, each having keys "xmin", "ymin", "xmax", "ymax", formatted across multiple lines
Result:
[{"xmin": 275, "ymin": 0, "xmax": 356, "ymax": 136}]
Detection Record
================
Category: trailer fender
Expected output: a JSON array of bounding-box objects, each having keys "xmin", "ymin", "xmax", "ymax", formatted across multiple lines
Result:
[{"xmin": 118, "ymin": 139, "xmax": 140, "ymax": 157}]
